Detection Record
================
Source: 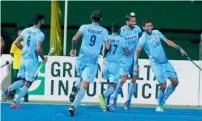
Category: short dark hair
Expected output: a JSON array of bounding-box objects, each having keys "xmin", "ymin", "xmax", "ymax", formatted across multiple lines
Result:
[
  {"xmin": 111, "ymin": 22, "xmax": 121, "ymax": 33},
  {"xmin": 91, "ymin": 10, "xmax": 102, "ymax": 22},
  {"xmin": 16, "ymin": 27, "xmax": 25, "ymax": 32},
  {"xmin": 143, "ymin": 20, "xmax": 152, "ymax": 26},
  {"xmin": 125, "ymin": 12, "xmax": 136, "ymax": 21},
  {"xmin": 32, "ymin": 13, "xmax": 44, "ymax": 25}
]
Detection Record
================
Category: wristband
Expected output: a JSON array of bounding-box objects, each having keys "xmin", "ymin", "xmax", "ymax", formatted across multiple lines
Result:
[{"xmin": 176, "ymin": 45, "xmax": 182, "ymax": 51}]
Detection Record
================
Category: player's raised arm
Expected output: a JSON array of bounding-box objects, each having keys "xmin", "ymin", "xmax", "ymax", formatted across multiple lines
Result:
[{"xmin": 159, "ymin": 31, "xmax": 187, "ymax": 56}]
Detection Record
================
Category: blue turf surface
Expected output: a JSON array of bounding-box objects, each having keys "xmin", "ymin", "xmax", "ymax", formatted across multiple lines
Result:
[{"xmin": 1, "ymin": 103, "xmax": 202, "ymax": 121}]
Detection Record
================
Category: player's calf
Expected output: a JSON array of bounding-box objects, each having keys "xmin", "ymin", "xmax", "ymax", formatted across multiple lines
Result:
[
  {"xmin": 68, "ymin": 81, "xmax": 88, "ymax": 116},
  {"xmin": 124, "ymin": 75, "xmax": 137, "ymax": 110},
  {"xmin": 69, "ymin": 78, "xmax": 82, "ymax": 102},
  {"xmin": 156, "ymin": 81, "xmax": 167, "ymax": 112},
  {"xmin": 161, "ymin": 78, "xmax": 178, "ymax": 108}
]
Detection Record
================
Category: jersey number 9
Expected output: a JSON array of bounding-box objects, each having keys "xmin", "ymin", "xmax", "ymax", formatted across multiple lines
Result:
[{"xmin": 89, "ymin": 35, "xmax": 96, "ymax": 46}]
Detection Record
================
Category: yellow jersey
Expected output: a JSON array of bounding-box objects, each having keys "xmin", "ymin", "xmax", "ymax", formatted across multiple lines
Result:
[{"xmin": 10, "ymin": 41, "xmax": 24, "ymax": 69}]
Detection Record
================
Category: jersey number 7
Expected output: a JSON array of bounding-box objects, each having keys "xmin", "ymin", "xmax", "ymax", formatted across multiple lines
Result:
[{"xmin": 109, "ymin": 44, "xmax": 118, "ymax": 55}]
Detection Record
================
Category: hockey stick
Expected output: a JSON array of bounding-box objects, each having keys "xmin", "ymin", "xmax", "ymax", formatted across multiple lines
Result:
[
  {"xmin": 1, "ymin": 61, "xmax": 9, "ymax": 68},
  {"xmin": 186, "ymin": 55, "xmax": 202, "ymax": 71},
  {"xmin": 34, "ymin": 43, "xmax": 55, "ymax": 77}
]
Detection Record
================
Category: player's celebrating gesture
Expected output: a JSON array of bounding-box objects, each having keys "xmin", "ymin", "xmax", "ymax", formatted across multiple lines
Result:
[
  {"xmin": 110, "ymin": 12, "xmax": 142, "ymax": 110},
  {"xmin": 134, "ymin": 20, "xmax": 187, "ymax": 112}
]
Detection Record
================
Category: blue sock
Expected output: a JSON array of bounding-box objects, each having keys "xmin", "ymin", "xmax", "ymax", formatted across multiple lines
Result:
[
  {"xmin": 13, "ymin": 86, "xmax": 28, "ymax": 103},
  {"xmin": 111, "ymin": 82, "xmax": 122, "ymax": 99},
  {"xmin": 75, "ymin": 78, "xmax": 82, "ymax": 88},
  {"xmin": 163, "ymin": 84, "xmax": 176, "ymax": 101},
  {"xmin": 72, "ymin": 87, "xmax": 86, "ymax": 108},
  {"xmin": 157, "ymin": 89, "xmax": 165, "ymax": 106},
  {"xmin": 104, "ymin": 86, "xmax": 115, "ymax": 106},
  {"xmin": 8, "ymin": 80, "xmax": 23, "ymax": 92},
  {"xmin": 127, "ymin": 82, "xmax": 136, "ymax": 101}
]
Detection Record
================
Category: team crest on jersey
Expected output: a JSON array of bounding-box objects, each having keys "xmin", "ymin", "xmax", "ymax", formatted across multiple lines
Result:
[
  {"xmin": 149, "ymin": 36, "xmax": 159, "ymax": 45},
  {"xmin": 125, "ymin": 35, "xmax": 138, "ymax": 40},
  {"xmin": 154, "ymin": 36, "xmax": 159, "ymax": 40}
]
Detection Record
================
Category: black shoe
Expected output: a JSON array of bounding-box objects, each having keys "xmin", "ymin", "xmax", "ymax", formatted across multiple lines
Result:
[
  {"xmin": 68, "ymin": 106, "xmax": 75, "ymax": 116},
  {"xmin": 103, "ymin": 105, "xmax": 111, "ymax": 112},
  {"xmin": 69, "ymin": 86, "xmax": 78, "ymax": 102}
]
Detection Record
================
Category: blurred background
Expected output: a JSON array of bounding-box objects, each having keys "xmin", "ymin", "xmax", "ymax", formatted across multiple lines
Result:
[{"xmin": 1, "ymin": 1, "xmax": 201, "ymax": 60}]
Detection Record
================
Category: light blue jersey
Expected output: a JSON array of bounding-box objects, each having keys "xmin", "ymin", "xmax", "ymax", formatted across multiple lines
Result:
[
  {"xmin": 138, "ymin": 30, "xmax": 168, "ymax": 64},
  {"xmin": 104, "ymin": 34, "xmax": 126, "ymax": 62},
  {"xmin": 76, "ymin": 23, "xmax": 108, "ymax": 83},
  {"xmin": 21, "ymin": 26, "xmax": 45, "ymax": 61},
  {"xmin": 78, "ymin": 23, "xmax": 108, "ymax": 64},
  {"xmin": 17, "ymin": 26, "xmax": 45, "ymax": 81},
  {"xmin": 103, "ymin": 34, "xmax": 125, "ymax": 83},
  {"xmin": 138, "ymin": 30, "xmax": 177, "ymax": 83},
  {"xmin": 120, "ymin": 25, "xmax": 142, "ymax": 59},
  {"xmin": 120, "ymin": 25, "xmax": 142, "ymax": 76}
]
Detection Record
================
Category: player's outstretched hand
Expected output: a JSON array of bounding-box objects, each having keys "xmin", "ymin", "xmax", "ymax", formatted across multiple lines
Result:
[
  {"xmin": 70, "ymin": 49, "xmax": 76, "ymax": 57},
  {"xmin": 180, "ymin": 49, "xmax": 187, "ymax": 56},
  {"xmin": 134, "ymin": 65, "xmax": 139, "ymax": 73},
  {"xmin": 43, "ymin": 57, "xmax": 47, "ymax": 64}
]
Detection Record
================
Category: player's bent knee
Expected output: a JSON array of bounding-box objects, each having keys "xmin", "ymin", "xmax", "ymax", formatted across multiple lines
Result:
[
  {"xmin": 24, "ymin": 81, "xmax": 32, "ymax": 88},
  {"xmin": 121, "ymin": 75, "xmax": 127, "ymax": 83},
  {"xmin": 172, "ymin": 80, "xmax": 179, "ymax": 87},
  {"xmin": 159, "ymin": 82, "xmax": 167, "ymax": 91},
  {"xmin": 110, "ymin": 83, "xmax": 117, "ymax": 88},
  {"xmin": 169, "ymin": 78, "xmax": 179, "ymax": 87},
  {"xmin": 131, "ymin": 76, "xmax": 137, "ymax": 83},
  {"xmin": 81, "ymin": 81, "xmax": 89, "ymax": 89}
]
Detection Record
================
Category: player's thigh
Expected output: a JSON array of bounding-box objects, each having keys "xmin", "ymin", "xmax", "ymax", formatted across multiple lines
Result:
[
  {"xmin": 120, "ymin": 60, "xmax": 132, "ymax": 76},
  {"xmin": 103, "ymin": 61, "xmax": 109, "ymax": 80},
  {"xmin": 164, "ymin": 61, "xmax": 177, "ymax": 79},
  {"xmin": 109, "ymin": 62, "xmax": 120, "ymax": 84},
  {"xmin": 82, "ymin": 64, "xmax": 98, "ymax": 83},
  {"xmin": 25, "ymin": 59, "xmax": 39, "ymax": 82},
  {"xmin": 17, "ymin": 60, "xmax": 26, "ymax": 79},
  {"xmin": 151, "ymin": 63, "xmax": 167, "ymax": 84},
  {"xmin": 75, "ymin": 59, "xmax": 85, "ymax": 76}
]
